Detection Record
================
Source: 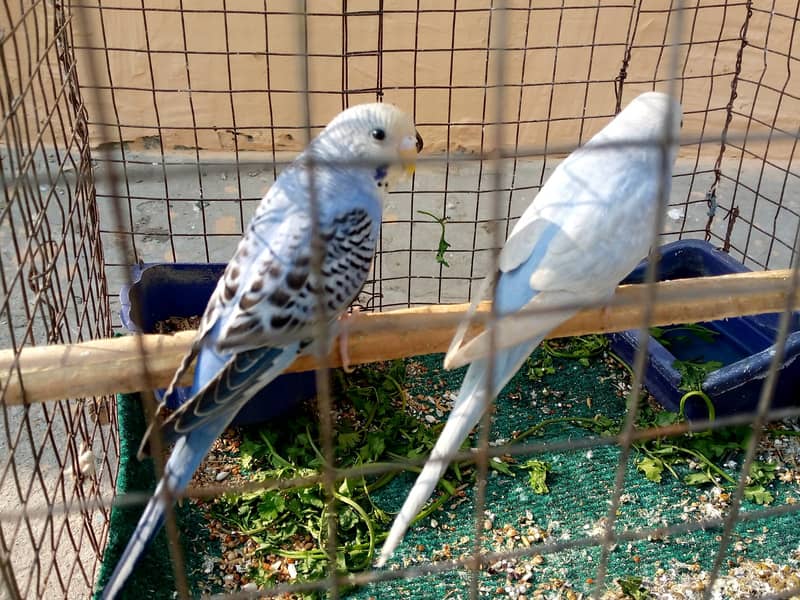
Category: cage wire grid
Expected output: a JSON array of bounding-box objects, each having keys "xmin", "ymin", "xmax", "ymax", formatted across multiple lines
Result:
[
  {"xmin": 0, "ymin": 0, "xmax": 118, "ymax": 598},
  {"xmin": 2, "ymin": 0, "xmax": 800, "ymax": 598}
]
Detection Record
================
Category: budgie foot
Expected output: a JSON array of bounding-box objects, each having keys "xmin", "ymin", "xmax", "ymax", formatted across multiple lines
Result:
[{"xmin": 338, "ymin": 306, "xmax": 362, "ymax": 373}]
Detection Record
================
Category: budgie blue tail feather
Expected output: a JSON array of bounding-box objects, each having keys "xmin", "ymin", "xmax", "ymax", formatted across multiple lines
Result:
[
  {"xmin": 101, "ymin": 343, "xmax": 298, "ymax": 600},
  {"xmin": 101, "ymin": 103, "xmax": 421, "ymax": 599},
  {"xmin": 378, "ymin": 336, "xmax": 539, "ymax": 563},
  {"xmin": 377, "ymin": 91, "xmax": 683, "ymax": 566}
]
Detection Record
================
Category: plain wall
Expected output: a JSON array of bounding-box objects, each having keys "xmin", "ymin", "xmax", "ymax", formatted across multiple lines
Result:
[{"xmin": 5, "ymin": 0, "xmax": 799, "ymax": 159}]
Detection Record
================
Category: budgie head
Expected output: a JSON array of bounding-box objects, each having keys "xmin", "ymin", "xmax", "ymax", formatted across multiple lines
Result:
[
  {"xmin": 311, "ymin": 103, "xmax": 423, "ymax": 188},
  {"xmin": 604, "ymin": 91, "xmax": 683, "ymax": 157}
]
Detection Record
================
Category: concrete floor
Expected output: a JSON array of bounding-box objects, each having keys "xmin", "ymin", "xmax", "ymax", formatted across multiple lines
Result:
[
  {"xmin": 2, "ymin": 146, "xmax": 800, "ymax": 598},
  {"xmin": 91, "ymin": 150, "xmax": 800, "ymax": 320}
]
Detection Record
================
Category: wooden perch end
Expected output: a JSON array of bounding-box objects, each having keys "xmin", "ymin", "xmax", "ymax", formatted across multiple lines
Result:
[{"xmin": 0, "ymin": 269, "xmax": 795, "ymax": 406}]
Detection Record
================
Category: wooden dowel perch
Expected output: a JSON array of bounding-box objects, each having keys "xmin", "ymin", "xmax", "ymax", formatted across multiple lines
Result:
[{"xmin": 0, "ymin": 269, "xmax": 796, "ymax": 406}]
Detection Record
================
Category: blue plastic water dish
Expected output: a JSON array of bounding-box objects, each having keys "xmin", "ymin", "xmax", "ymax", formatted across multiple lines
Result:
[
  {"xmin": 607, "ymin": 240, "xmax": 800, "ymax": 420},
  {"xmin": 119, "ymin": 263, "xmax": 316, "ymax": 426}
]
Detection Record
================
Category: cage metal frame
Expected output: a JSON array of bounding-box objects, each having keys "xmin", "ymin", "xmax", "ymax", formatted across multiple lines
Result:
[
  {"xmin": 0, "ymin": 0, "xmax": 116, "ymax": 597},
  {"xmin": 2, "ymin": 0, "xmax": 800, "ymax": 598}
]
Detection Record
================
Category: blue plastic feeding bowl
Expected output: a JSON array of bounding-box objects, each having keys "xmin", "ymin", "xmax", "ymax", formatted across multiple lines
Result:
[
  {"xmin": 119, "ymin": 263, "xmax": 317, "ymax": 426},
  {"xmin": 608, "ymin": 239, "xmax": 800, "ymax": 420}
]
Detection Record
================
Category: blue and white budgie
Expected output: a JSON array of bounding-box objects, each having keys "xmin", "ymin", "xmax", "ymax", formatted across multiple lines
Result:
[
  {"xmin": 102, "ymin": 103, "xmax": 422, "ymax": 599},
  {"xmin": 377, "ymin": 91, "xmax": 682, "ymax": 566}
]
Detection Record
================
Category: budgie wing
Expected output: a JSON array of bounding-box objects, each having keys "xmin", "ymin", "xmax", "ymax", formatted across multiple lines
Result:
[
  {"xmin": 158, "ymin": 205, "xmax": 378, "ymax": 438},
  {"xmin": 444, "ymin": 216, "xmax": 573, "ymax": 370},
  {"xmin": 446, "ymin": 147, "xmax": 657, "ymax": 369}
]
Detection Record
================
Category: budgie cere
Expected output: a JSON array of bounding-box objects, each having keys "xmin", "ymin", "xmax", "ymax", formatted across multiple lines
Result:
[
  {"xmin": 377, "ymin": 91, "xmax": 682, "ymax": 567},
  {"xmin": 102, "ymin": 103, "xmax": 422, "ymax": 599}
]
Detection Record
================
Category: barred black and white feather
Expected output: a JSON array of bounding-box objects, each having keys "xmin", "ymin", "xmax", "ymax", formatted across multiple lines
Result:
[{"xmin": 102, "ymin": 102, "xmax": 421, "ymax": 600}]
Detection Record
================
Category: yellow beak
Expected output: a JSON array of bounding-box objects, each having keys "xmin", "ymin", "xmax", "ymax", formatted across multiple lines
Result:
[{"xmin": 400, "ymin": 131, "xmax": 423, "ymax": 175}]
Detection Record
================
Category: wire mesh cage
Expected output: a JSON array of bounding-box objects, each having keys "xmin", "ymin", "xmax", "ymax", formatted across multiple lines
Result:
[
  {"xmin": 2, "ymin": 0, "xmax": 800, "ymax": 598},
  {"xmin": 0, "ymin": 0, "xmax": 116, "ymax": 598}
]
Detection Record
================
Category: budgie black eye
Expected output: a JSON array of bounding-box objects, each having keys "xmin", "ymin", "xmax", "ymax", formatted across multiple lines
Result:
[{"xmin": 371, "ymin": 128, "xmax": 386, "ymax": 141}]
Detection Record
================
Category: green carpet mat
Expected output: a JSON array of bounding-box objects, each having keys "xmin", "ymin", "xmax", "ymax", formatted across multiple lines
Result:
[
  {"xmin": 95, "ymin": 347, "xmax": 800, "ymax": 599},
  {"xmin": 349, "ymin": 352, "xmax": 800, "ymax": 599},
  {"xmin": 93, "ymin": 392, "xmax": 222, "ymax": 599}
]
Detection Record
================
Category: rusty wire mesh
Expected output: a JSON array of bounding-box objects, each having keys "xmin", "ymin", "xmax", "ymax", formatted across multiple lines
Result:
[
  {"xmin": 2, "ymin": 0, "xmax": 800, "ymax": 598},
  {"xmin": 0, "ymin": 0, "xmax": 116, "ymax": 598}
]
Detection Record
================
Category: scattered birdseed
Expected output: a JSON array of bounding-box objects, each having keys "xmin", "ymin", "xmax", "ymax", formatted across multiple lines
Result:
[{"xmin": 177, "ymin": 352, "xmax": 800, "ymax": 599}]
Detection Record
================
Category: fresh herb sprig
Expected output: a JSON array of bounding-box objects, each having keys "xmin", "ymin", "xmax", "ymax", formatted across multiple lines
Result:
[
  {"xmin": 212, "ymin": 361, "xmax": 469, "ymax": 594},
  {"xmin": 522, "ymin": 334, "xmax": 778, "ymax": 504},
  {"xmin": 417, "ymin": 209, "xmax": 452, "ymax": 267}
]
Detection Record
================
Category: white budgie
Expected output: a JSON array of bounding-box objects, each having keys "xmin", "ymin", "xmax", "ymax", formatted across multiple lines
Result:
[
  {"xmin": 377, "ymin": 91, "xmax": 682, "ymax": 566},
  {"xmin": 102, "ymin": 103, "xmax": 422, "ymax": 598}
]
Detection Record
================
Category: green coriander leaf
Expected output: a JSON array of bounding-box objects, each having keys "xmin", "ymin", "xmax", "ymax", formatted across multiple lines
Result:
[
  {"xmin": 618, "ymin": 575, "xmax": 651, "ymax": 599},
  {"xmin": 337, "ymin": 431, "xmax": 361, "ymax": 450},
  {"xmin": 239, "ymin": 438, "xmax": 263, "ymax": 470},
  {"xmin": 674, "ymin": 358, "xmax": 723, "ymax": 392},
  {"xmin": 653, "ymin": 411, "xmax": 681, "ymax": 428},
  {"xmin": 744, "ymin": 485, "xmax": 774, "ymax": 505},
  {"xmin": 527, "ymin": 353, "xmax": 556, "ymax": 380},
  {"xmin": 488, "ymin": 456, "xmax": 514, "ymax": 476},
  {"xmin": 684, "ymin": 472, "xmax": 714, "ymax": 486},
  {"xmin": 257, "ymin": 492, "xmax": 286, "ymax": 522},
  {"xmin": 749, "ymin": 461, "xmax": 778, "ymax": 486},
  {"xmin": 519, "ymin": 459, "xmax": 550, "ymax": 494},
  {"xmin": 417, "ymin": 210, "xmax": 451, "ymax": 267},
  {"xmin": 361, "ymin": 433, "xmax": 386, "ymax": 462},
  {"xmin": 637, "ymin": 457, "xmax": 664, "ymax": 483}
]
